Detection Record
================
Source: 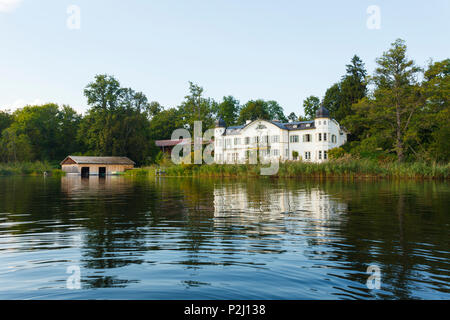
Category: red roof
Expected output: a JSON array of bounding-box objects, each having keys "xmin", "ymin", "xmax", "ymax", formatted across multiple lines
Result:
[{"xmin": 155, "ymin": 138, "xmax": 212, "ymax": 147}]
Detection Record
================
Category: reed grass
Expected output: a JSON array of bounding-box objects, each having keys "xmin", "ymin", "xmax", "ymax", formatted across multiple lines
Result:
[
  {"xmin": 0, "ymin": 161, "xmax": 60, "ymax": 176},
  {"xmin": 161, "ymin": 159, "xmax": 450, "ymax": 179}
]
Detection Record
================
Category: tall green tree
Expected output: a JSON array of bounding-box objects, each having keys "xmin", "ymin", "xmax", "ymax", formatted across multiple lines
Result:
[
  {"xmin": 337, "ymin": 55, "xmax": 367, "ymax": 121},
  {"xmin": 0, "ymin": 127, "xmax": 34, "ymax": 162},
  {"xmin": 348, "ymin": 39, "xmax": 422, "ymax": 161},
  {"xmin": 302, "ymin": 96, "xmax": 320, "ymax": 120},
  {"xmin": 178, "ymin": 82, "xmax": 216, "ymax": 132},
  {"xmin": 322, "ymin": 83, "xmax": 342, "ymax": 117},
  {"xmin": 10, "ymin": 104, "xmax": 66, "ymax": 161},
  {"xmin": 421, "ymin": 59, "xmax": 450, "ymax": 161},
  {"xmin": 80, "ymin": 74, "xmax": 152, "ymax": 164},
  {"xmin": 216, "ymin": 96, "xmax": 240, "ymax": 126},
  {"xmin": 0, "ymin": 111, "xmax": 12, "ymax": 133},
  {"xmin": 267, "ymin": 100, "xmax": 287, "ymax": 122},
  {"xmin": 322, "ymin": 55, "xmax": 367, "ymax": 122}
]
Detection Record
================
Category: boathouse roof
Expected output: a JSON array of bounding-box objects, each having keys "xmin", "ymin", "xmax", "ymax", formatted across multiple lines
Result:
[{"xmin": 60, "ymin": 156, "xmax": 135, "ymax": 166}]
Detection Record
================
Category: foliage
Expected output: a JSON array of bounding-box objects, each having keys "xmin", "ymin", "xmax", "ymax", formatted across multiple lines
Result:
[
  {"xmin": 216, "ymin": 96, "xmax": 240, "ymax": 126},
  {"xmin": 79, "ymin": 74, "xmax": 152, "ymax": 165},
  {"xmin": 162, "ymin": 159, "xmax": 450, "ymax": 179},
  {"xmin": 237, "ymin": 99, "xmax": 271, "ymax": 124},
  {"xmin": 328, "ymin": 147, "xmax": 346, "ymax": 159},
  {"xmin": 302, "ymin": 96, "xmax": 320, "ymax": 120}
]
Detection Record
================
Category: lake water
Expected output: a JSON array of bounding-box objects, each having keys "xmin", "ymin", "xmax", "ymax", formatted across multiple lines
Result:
[{"xmin": 0, "ymin": 176, "xmax": 448, "ymax": 299}]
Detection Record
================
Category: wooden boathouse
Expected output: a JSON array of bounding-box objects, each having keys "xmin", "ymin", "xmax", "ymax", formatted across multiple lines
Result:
[{"xmin": 60, "ymin": 156, "xmax": 135, "ymax": 177}]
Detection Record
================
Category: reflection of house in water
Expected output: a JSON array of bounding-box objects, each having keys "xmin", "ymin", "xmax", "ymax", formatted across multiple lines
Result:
[
  {"xmin": 213, "ymin": 184, "xmax": 347, "ymax": 239},
  {"xmin": 61, "ymin": 175, "xmax": 134, "ymax": 197}
]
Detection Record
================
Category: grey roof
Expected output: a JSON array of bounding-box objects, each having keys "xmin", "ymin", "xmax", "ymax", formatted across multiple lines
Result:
[
  {"xmin": 215, "ymin": 118, "xmax": 227, "ymax": 128},
  {"xmin": 61, "ymin": 156, "xmax": 135, "ymax": 165},
  {"xmin": 316, "ymin": 106, "xmax": 330, "ymax": 118},
  {"xmin": 221, "ymin": 120, "xmax": 315, "ymax": 135}
]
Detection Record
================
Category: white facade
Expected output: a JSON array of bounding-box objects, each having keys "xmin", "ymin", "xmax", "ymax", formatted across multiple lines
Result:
[{"xmin": 214, "ymin": 108, "xmax": 347, "ymax": 164}]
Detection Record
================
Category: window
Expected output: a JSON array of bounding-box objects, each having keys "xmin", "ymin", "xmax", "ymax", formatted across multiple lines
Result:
[
  {"xmin": 290, "ymin": 135, "xmax": 299, "ymax": 143},
  {"xmin": 323, "ymin": 120, "xmax": 326, "ymax": 125},
  {"xmin": 273, "ymin": 149, "xmax": 279, "ymax": 156},
  {"xmin": 234, "ymin": 138, "xmax": 240, "ymax": 145},
  {"xmin": 303, "ymin": 134, "xmax": 311, "ymax": 142},
  {"xmin": 226, "ymin": 139, "xmax": 231, "ymax": 147},
  {"xmin": 253, "ymin": 136, "xmax": 259, "ymax": 144},
  {"xmin": 324, "ymin": 133, "xmax": 327, "ymax": 141},
  {"xmin": 271, "ymin": 135, "xmax": 280, "ymax": 143},
  {"xmin": 332, "ymin": 135, "xmax": 337, "ymax": 143},
  {"xmin": 324, "ymin": 151, "xmax": 328, "ymax": 160},
  {"xmin": 318, "ymin": 133, "xmax": 322, "ymax": 141},
  {"xmin": 318, "ymin": 151, "xmax": 322, "ymax": 160},
  {"xmin": 304, "ymin": 151, "xmax": 311, "ymax": 160},
  {"xmin": 318, "ymin": 121, "xmax": 321, "ymax": 125},
  {"xmin": 245, "ymin": 137, "xmax": 250, "ymax": 145},
  {"xmin": 263, "ymin": 135, "xmax": 269, "ymax": 144}
]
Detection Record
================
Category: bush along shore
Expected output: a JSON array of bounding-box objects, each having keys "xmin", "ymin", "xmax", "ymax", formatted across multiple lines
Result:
[
  {"xmin": 124, "ymin": 159, "xmax": 450, "ymax": 180},
  {"xmin": 0, "ymin": 162, "xmax": 65, "ymax": 176}
]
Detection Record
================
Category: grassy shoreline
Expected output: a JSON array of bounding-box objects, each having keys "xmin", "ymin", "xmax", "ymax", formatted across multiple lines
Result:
[
  {"xmin": 1, "ymin": 160, "xmax": 449, "ymax": 179},
  {"xmin": 125, "ymin": 159, "xmax": 450, "ymax": 180},
  {"xmin": 0, "ymin": 162, "xmax": 65, "ymax": 177}
]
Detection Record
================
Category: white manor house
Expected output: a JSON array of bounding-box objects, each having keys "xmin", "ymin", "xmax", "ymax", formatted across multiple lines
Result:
[{"xmin": 214, "ymin": 106, "xmax": 348, "ymax": 163}]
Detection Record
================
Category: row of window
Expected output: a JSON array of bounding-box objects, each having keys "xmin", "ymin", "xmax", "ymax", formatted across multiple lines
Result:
[
  {"xmin": 219, "ymin": 149, "xmax": 329, "ymax": 161},
  {"xmin": 290, "ymin": 133, "xmax": 336, "ymax": 143},
  {"xmin": 218, "ymin": 133, "xmax": 337, "ymax": 147}
]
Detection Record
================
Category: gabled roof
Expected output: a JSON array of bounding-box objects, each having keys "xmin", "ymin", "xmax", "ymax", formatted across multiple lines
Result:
[
  {"xmin": 221, "ymin": 119, "xmax": 316, "ymax": 135},
  {"xmin": 60, "ymin": 156, "xmax": 135, "ymax": 165}
]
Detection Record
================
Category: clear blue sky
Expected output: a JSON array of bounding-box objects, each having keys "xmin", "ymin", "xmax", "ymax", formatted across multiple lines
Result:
[{"xmin": 1, "ymin": 0, "xmax": 449, "ymax": 116}]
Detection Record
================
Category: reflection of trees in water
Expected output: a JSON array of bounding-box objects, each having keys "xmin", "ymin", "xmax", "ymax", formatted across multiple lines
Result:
[
  {"xmin": 1, "ymin": 176, "xmax": 448, "ymax": 295},
  {"xmin": 314, "ymin": 180, "xmax": 450, "ymax": 299}
]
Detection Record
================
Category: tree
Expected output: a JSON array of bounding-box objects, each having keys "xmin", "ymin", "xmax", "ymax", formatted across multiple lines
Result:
[
  {"xmin": 371, "ymin": 39, "xmax": 422, "ymax": 161},
  {"xmin": 149, "ymin": 108, "xmax": 183, "ymax": 141},
  {"xmin": 421, "ymin": 59, "xmax": 450, "ymax": 161},
  {"xmin": 302, "ymin": 96, "xmax": 320, "ymax": 120},
  {"xmin": 337, "ymin": 55, "xmax": 367, "ymax": 121},
  {"xmin": 11, "ymin": 104, "xmax": 63, "ymax": 161},
  {"xmin": 216, "ymin": 96, "xmax": 240, "ymax": 126},
  {"xmin": 237, "ymin": 100, "xmax": 270, "ymax": 124},
  {"xmin": 0, "ymin": 111, "xmax": 12, "ymax": 133},
  {"xmin": 0, "ymin": 127, "xmax": 34, "ymax": 162},
  {"xmin": 178, "ymin": 82, "xmax": 216, "ymax": 132},
  {"xmin": 322, "ymin": 83, "xmax": 342, "ymax": 117},
  {"xmin": 80, "ymin": 74, "xmax": 153, "ymax": 165},
  {"xmin": 267, "ymin": 100, "xmax": 287, "ymax": 122},
  {"xmin": 322, "ymin": 55, "xmax": 367, "ymax": 122},
  {"xmin": 347, "ymin": 40, "xmax": 422, "ymax": 161},
  {"xmin": 147, "ymin": 101, "xmax": 163, "ymax": 119}
]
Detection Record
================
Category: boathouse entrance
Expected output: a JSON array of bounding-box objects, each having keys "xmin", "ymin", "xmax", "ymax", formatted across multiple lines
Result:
[
  {"xmin": 99, "ymin": 167, "xmax": 106, "ymax": 177},
  {"xmin": 81, "ymin": 167, "xmax": 90, "ymax": 178}
]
